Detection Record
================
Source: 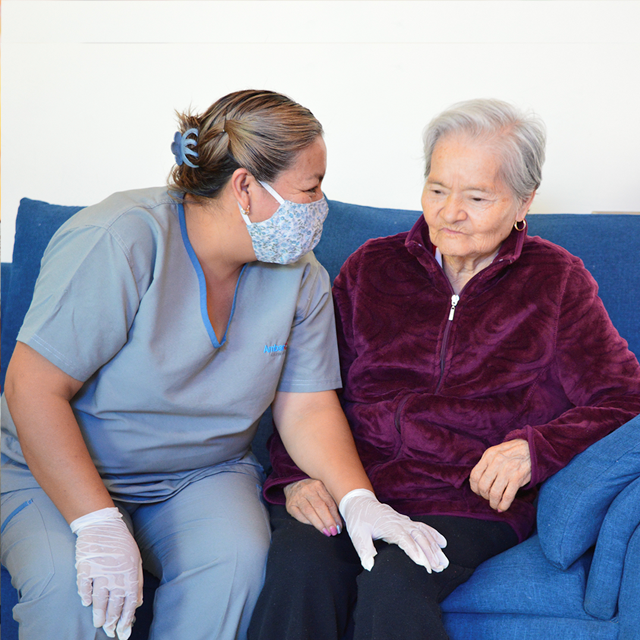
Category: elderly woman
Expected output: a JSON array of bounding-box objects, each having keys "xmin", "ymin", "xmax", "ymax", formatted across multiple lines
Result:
[
  {"xmin": 1, "ymin": 89, "xmax": 447, "ymax": 640},
  {"xmin": 249, "ymin": 99, "xmax": 640, "ymax": 640}
]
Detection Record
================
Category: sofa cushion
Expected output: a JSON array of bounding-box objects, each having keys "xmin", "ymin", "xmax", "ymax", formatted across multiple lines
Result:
[
  {"xmin": 537, "ymin": 414, "xmax": 640, "ymax": 570},
  {"xmin": 441, "ymin": 534, "xmax": 595, "ymax": 620},
  {"xmin": 0, "ymin": 199, "xmax": 82, "ymax": 388},
  {"xmin": 442, "ymin": 612, "xmax": 618, "ymax": 640}
]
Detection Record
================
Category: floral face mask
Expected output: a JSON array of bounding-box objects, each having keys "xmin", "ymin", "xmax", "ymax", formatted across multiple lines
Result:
[{"xmin": 239, "ymin": 181, "xmax": 329, "ymax": 264}]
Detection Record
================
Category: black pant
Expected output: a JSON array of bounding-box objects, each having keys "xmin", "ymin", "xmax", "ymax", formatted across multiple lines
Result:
[{"xmin": 248, "ymin": 505, "xmax": 518, "ymax": 640}]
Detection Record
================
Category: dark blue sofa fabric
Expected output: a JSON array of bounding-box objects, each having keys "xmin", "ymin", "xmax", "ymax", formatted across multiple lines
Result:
[{"xmin": 1, "ymin": 197, "xmax": 639, "ymax": 640}]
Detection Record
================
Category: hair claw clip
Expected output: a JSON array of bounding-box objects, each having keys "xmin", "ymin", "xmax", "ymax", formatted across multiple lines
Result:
[{"xmin": 171, "ymin": 128, "xmax": 199, "ymax": 168}]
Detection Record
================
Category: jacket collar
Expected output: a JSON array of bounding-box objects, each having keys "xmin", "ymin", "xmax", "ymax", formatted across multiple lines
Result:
[{"xmin": 404, "ymin": 215, "xmax": 527, "ymax": 296}]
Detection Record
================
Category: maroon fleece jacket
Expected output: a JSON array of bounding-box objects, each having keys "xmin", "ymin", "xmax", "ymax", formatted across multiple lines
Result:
[{"xmin": 264, "ymin": 216, "xmax": 640, "ymax": 541}]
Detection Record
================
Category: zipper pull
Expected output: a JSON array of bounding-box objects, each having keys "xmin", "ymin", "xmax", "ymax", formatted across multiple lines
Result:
[{"xmin": 448, "ymin": 294, "xmax": 460, "ymax": 321}]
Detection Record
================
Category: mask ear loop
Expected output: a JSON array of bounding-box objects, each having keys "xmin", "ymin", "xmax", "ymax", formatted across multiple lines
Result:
[
  {"xmin": 239, "ymin": 181, "xmax": 284, "ymax": 225},
  {"xmin": 259, "ymin": 181, "xmax": 285, "ymax": 205}
]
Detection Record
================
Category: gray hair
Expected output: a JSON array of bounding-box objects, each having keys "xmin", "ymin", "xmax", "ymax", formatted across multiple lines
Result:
[{"xmin": 423, "ymin": 99, "xmax": 546, "ymax": 203}]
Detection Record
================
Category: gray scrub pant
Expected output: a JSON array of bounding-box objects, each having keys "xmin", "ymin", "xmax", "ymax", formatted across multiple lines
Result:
[{"xmin": 1, "ymin": 461, "xmax": 271, "ymax": 640}]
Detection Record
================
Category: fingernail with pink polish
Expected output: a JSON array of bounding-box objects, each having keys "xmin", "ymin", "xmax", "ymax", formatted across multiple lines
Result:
[
  {"xmin": 330, "ymin": 526, "xmax": 338, "ymax": 536},
  {"xmin": 322, "ymin": 528, "xmax": 330, "ymax": 537}
]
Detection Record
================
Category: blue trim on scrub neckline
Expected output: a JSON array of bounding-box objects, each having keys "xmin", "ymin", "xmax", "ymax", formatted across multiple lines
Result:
[{"xmin": 178, "ymin": 202, "xmax": 246, "ymax": 349}]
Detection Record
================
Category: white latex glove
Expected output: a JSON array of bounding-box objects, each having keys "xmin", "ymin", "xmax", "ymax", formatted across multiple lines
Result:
[
  {"xmin": 71, "ymin": 507, "xmax": 143, "ymax": 640},
  {"xmin": 339, "ymin": 489, "xmax": 449, "ymax": 573}
]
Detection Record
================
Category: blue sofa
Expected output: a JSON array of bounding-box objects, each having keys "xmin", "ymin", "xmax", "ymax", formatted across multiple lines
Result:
[{"xmin": 2, "ymin": 197, "xmax": 639, "ymax": 640}]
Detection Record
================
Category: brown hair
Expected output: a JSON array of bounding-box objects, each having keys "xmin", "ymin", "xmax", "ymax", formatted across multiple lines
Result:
[{"xmin": 168, "ymin": 89, "xmax": 323, "ymax": 200}]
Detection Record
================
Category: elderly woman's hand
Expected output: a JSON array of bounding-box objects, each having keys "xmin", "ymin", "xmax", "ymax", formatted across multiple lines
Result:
[
  {"xmin": 284, "ymin": 479, "xmax": 343, "ymax": 536},
  {"xmin": 469, "ymin": 439, "xmax": 532, "ymax": 512}
]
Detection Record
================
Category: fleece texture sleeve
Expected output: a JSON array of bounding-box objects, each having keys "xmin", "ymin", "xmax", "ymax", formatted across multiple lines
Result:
[{"xmin": 506, "ymin": 261, "xmax": 640, "ymax": 487}]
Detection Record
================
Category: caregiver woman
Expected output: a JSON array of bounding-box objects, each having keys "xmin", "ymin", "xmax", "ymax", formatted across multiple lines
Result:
[
  {"xmin": 251, "ymin": 98, "xmax": 640, "ymax": 640},
  {"xmin": 1, "ymin": 89, "xmax": 445, "ymax": 640}
]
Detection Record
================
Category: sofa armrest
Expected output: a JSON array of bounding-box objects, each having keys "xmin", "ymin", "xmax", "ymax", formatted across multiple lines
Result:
[
  {"xmin": 537, "ymin": 414, "xmax": 640, "ymax": 570},
  {"xmin": 618, "ymin": 523, "xmax": 640, "ymax": 640},
  {"xmin": 584, "ymin": 475, "xmax": 640, "ymax": 619}
]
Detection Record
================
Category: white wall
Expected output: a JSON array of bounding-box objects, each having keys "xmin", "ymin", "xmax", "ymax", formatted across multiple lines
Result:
[{"xmin": 2, "ymin": 0, "xmax": 640, "ymax": 260}]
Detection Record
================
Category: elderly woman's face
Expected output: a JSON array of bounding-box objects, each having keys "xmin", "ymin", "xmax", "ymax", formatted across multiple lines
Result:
[{"xmin": 421, "ymin": 134, "xmax": 529, "ymax": 263}]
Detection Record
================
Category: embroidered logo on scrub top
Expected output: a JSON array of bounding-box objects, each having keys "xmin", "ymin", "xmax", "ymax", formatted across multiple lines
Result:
[{"xmin": 264, "ymin": 343, "xmax": 288, "ymax": 355}]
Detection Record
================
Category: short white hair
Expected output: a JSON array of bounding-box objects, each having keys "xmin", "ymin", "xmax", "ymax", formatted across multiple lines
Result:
[{"xmin": 423, "ymin": 99, "xmax": 546, "ymax": 203}]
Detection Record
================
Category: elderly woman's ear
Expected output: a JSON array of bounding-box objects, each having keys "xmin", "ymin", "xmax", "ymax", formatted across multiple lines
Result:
[{"xmin": 516, "ymin": 190, "xmax": 536, "ymax": 226}]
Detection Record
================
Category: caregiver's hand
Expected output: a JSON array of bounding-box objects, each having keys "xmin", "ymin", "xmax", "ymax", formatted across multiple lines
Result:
[
  {"xmin": 71, "ymin": 507, "xmax": 143, "ymax": 640},
  {"xmin": 469, "ymin": 438, "xmax": 532, "ymax": 512},
  {"xmin": 339, "ymin": 489, "xmax": 449, "ymax": 572},
  {"xmin": 284, "ymin": 479, "xmax": 342, "ymax": 537}
]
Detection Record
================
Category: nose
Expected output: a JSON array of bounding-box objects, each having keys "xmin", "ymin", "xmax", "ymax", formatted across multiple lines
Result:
[{"xmin": 440, "ymin": 194, "xmax": 467, "ymax": 224}]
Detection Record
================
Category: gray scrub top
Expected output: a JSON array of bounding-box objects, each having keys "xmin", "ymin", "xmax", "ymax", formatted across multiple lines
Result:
[{"xmin": 1, "ymin": 187, "xmax": 341, "ymax": 502}]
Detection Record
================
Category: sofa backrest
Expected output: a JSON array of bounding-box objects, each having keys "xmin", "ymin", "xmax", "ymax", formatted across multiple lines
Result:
[{"xmin": 2, "ymin": 197, "xmax": 639, "ymax": 392}]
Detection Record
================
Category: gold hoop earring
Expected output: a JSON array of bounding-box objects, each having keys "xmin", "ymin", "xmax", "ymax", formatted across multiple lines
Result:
[{"xmin": 514, "ymin": 219, "xmax": 527, "ymax": 232}]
